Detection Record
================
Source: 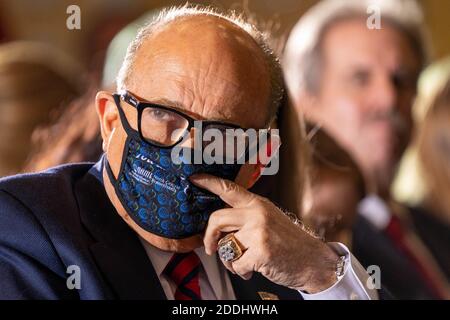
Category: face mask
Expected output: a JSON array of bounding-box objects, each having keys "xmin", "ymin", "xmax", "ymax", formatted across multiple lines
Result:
[{"xmin": 105, "ymin": 105, "xmax": 243, "ymax": 239}]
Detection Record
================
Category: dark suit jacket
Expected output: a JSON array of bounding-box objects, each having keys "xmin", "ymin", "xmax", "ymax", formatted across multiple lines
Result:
[
  {"xmin": 409, "ymin": 207, "xmax": 450, "ymax": 282},
  {"xmin": 352, "ymin": 215, "xmax": 439, "ymax": 300},
  {"xmin": 0, "ymin": 161, "xmax": 301, "ymax": 300}
]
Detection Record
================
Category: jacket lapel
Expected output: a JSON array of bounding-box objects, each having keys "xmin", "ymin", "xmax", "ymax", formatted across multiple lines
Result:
[{"xmin": 75, "ymin": 167, "xmax": 166, "ymax": 300}]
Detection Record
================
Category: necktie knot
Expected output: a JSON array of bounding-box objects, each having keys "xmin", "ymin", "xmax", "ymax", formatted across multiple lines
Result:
[{"xmin": 163, "ymin": 251, "xmax": 202, "ymax": 300}]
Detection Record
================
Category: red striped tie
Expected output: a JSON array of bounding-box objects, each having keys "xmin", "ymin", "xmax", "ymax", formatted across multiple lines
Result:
[{"xmin": 163, "ymin": 251, "xmax": 202, "ymax": 300}]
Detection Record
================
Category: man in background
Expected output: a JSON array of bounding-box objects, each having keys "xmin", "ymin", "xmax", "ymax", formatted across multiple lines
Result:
[{"xmin": 283, "ymin": 0, "xmax": 449, "ymax": 299}]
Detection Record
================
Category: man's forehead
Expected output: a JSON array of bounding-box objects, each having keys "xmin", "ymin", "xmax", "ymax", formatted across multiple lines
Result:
[
  {"xmin": 151, "ymin": 15, "xmax": 255, "ymax": 43},
  {"xmin": 127, "ymin": 72, "xmax": 268, "ymax": 128},
  {"xmin": 322, "ymin": 18, "xmax": 421, "ymax": 71},
  {"xmin": 125, "ymin": 15, "xmax": 271, "ymax": 128}
]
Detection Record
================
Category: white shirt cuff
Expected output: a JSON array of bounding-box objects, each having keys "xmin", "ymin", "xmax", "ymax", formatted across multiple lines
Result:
[{"xmin": 299, "ymin": 242, "xmax": 379, "ymax": 300}]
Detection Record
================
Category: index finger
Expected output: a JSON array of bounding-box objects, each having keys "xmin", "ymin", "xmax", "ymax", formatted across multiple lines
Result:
[{"xmin": 189, "ymin": 174, "xmax": 256, "ymax": 208}]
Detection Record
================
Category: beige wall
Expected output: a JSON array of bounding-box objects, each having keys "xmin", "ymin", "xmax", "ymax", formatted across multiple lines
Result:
[
  {"xmin": 1, "ymin": 0, "xmax": 449, "ymax": 67},
  {"xmin": 420, "ymin": 0, "xmax": 450, "ymax": 60}
]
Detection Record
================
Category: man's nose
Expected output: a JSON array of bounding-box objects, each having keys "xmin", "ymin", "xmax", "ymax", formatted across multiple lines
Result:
[
  {"xmin": 369, "ymin": 74, "xmax": 398, "ymax": 113},
  {"xmin": 178, "ymin": 127, "xmax": 198, "ymax": 149}
]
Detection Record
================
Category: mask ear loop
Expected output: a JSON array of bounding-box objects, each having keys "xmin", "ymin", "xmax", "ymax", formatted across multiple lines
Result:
[
  {"xmin": 113, "ymin": 94, "xmax": 138, "ymax": 134},
  {"xmin": 104, "ymin": 156, "xmax": 118, "ymax": 182},
  {"xmin": 252, "ymin": 129, "xmax": 281, "ymax": 179},
  {"xmin": 104, "ymin": 94, "xmax": 138, "ymax": 183}
]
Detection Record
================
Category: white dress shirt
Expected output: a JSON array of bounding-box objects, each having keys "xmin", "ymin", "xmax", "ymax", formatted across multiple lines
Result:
[
  {"xmin": 358, "ymin": 194, "xmax": 392, "ymax": 230},
  {"xmin": 140, "ymin": 238, "xmax": 236, "ymax": 299},
  {"xmin": 140, "ymin": 238, "xmax": 379, "ymax": 300},
  {"xmin": 301, "ymin": 243, "xmax": 379, "ymax": 300}
]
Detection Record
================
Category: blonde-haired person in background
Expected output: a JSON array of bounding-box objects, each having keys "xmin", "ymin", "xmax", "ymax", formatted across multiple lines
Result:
[
  {"xmin": 417, "ymin": 65, "xmax": 450, "ymax": 226},
  {"xmin": 414, "ymin": 66, "xmax": 450, "ymax": 281}
]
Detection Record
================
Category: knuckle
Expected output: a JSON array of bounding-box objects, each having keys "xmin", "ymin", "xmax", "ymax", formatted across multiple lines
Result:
[
  {"xmin": 232, "ymin": 261, "xmax": 243, "ymax": 274},
  {"xmin": 208, "ymin": 211, "xmax": 221, "ymax": 226},
  {"xmin": 255, "ymin": 205, "xmax": 271, "ymax": 227},
  {"xmin": 260, "ymin": 264, "xmax": 276, "ymax": 281},
  {"xmin": 233, "ymin": 260, "xmax": 249, "ymax": 277},
  {"xmin": 221, "ymin": 179, "xmax": 239, "ymax": 194},
  {"xmin": 247, "ymin": 193, "xmax": 264, "ymax": 207}
]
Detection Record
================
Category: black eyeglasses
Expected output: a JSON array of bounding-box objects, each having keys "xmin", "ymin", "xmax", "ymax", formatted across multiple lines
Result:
[{"xmin": 113, "ymin": 90, "xmax": 263, "ymax": 161}]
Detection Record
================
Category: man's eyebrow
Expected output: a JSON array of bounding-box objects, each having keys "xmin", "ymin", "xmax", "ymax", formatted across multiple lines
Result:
[
  {"xmin": 147, "ymin": 98, "xmax": 226, "ymax": 122},
  {"xmin": 145, "ymin": 98, "xmax": 187, "ymax": 112},
  {"xmin": 141, "ymin": 97, "xmax": 251, "ymax": 125}
]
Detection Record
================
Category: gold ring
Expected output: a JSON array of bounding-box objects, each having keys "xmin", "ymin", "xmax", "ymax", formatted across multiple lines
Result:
[{"xmin": 217, "ymin": 233, "xmax": 244, "ymax": 262}]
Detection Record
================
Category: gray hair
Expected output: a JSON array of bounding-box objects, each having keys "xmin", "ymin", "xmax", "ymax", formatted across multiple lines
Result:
[
  {"xmin": 283, "ymin": 0, "xmax": 430, "ymax": 104},
  {"xmin": 116, "ymin": 4, "xmax": 284, "ymax": 124}
]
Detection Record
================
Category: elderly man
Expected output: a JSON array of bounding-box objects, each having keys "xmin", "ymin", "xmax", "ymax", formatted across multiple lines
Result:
[
  {"xmin": 284, "ymin": 0, "xmax": 449, "ymax": 299},
  {"xmin": 0, "ymin": 6, "xmax": 379, "ymax": 300}
]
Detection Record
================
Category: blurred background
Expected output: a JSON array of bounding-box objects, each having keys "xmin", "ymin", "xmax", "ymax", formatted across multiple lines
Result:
[
  {"xmin": 0, "ymin": 0, "xmax": 449, "ymax": 300},
  {"xmin": 1, "ymin": 0, "xmax": 449, "ymax": 73},
  {"xmin": 0, "ymin": 0, "xmax": 449, "ymax": 204}
]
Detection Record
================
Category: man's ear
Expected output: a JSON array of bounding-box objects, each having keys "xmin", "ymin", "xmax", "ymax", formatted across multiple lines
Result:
[
  {"xmin": 234, "ymin": 162, "xmax": 265, "ymax": 189},
  {"xmin": 235, "ymin": 134, "xmax": 279, "ymax": 189},
  {"xmin": 95, "ymin": 91, "xmax": 119, "ymax": 152}
]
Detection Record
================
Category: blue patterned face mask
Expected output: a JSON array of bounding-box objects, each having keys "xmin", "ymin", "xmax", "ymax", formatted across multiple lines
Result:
[{"xmin": 105, "ymin": 105, "xmax": 243, "ymax": 239}]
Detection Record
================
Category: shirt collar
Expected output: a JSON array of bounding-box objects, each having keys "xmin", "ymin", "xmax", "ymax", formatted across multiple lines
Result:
[
  {"xmin": 89, "ymin": 154, "xmax": 105, "ymax": 184},
  {"xmin": 139, "ymin": 237, "xmax": 229, "ymax": 299},
  {"xmin": 358, "ymin": 194, "xmax": 392, "ymax": 230}
]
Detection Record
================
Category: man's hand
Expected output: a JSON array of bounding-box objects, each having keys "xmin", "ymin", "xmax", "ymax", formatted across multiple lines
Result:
[{"xmin": 190, "ymin": 174, "xmax": 339, "ymax": 294}]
